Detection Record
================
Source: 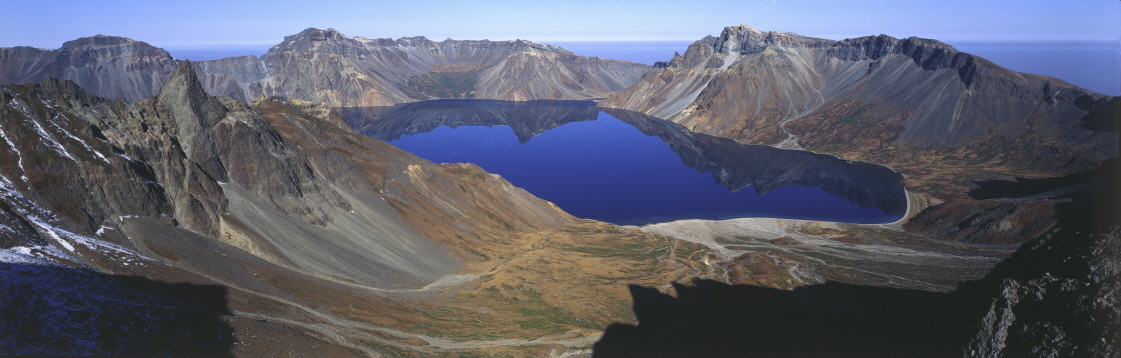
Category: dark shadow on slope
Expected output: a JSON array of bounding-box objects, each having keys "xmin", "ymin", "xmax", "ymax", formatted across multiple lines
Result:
[
  {"xmin": 1074, "ymin": 95, "xmax": 1120, "ymax": 133},
  {"xmin": 595, "ymin": 159, "xmax": 1119, "ymax": 357},
  {"xmin": 967, "ymin": 159, "xmax": 1115, "ymax": 201},
  {"xmin": 952, "ymin": 158, "xmax": 1120, "ymax": 356},
  {"xmin": 0, "ymin": 263, "xmax": 234, "ymax": 357},
  {"xmin": 593, "ymin": 280, "xmax": 963, "ymax": 358}
]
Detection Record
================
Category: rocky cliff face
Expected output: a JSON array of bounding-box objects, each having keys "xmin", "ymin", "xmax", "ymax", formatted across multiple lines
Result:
[
  {"xmin": 0, "ymin": 35, "xmax": 179, "ymax": 102},
  {"xmin": 0, "ymin": 60, "xmax": 591, "ymax": 305},
  {"xmin": 0, "ymin": 60, "xmax": 483, "ymax": 287},
  {"xmin": 604, "ymin": 25, "xmax": 1118, "ymax": 177},
  {"xmin": 0, "ymin": 29, "xmax": 651, "ymax": 107},
  {"xmin": 194, "ymin": 28, "xmax": 651, "ymax": 106}
]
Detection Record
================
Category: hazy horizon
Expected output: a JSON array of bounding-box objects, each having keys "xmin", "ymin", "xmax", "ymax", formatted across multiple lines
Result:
[
  {"xmin": 147, "ymin": 39, "xmax": 1119, "ymax": 96},
  {"xmin": 3, "ymin": 0, "xmax": 1119, "ymax": 95},
  {"xmin": 3, "ymin": 0, "xmax": 1118, "ymax": 49}
]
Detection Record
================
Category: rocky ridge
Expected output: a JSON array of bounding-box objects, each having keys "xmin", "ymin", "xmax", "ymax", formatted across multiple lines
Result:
[
  {"xmin": 0, "ymin": 35, "xmax": 179, "ymax": 102},
  {"xmin": 199, "ymin": 28, "xmax": 651, "ymax": 105},
  {"xmin": 0, "ymin": 29, "xmax": 652, "ymax": 106},
  {"xmin": 604, "ymin": 25, "xmax": 1117, "ymax": 181}
]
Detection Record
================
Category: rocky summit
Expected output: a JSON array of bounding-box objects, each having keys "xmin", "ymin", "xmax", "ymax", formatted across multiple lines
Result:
[
  {"xmin": 0, "ymin": 24, "xmax": 1117, "ymax": 357},
  {"xmin": 0, "ymin": 35, "xmax": 179, "ymax": 102},
  {"xmin": 0, "ymin": 28, "xmax": 652, "ymax": 107},
  {"xmin": 604, "ymin": 25, "xmax": 1116, "ymax": 180}
]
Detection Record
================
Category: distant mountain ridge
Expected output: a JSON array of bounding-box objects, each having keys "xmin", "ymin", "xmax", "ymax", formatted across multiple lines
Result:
[
  {"xmin": 0, "ymin": 35, "xmax": 179, "ymax": 102},
  {"xmin": 604, "ymin": 25, "xmax": 1117, "ymax": 177},
  {"xmin": 0, "ymin": 28, "xmax": 652, "ymax": 105}
]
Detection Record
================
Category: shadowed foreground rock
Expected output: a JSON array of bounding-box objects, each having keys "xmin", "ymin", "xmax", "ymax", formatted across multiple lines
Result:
[
  {"xmin": 0, "ymin": 261, "xmax": 233, "ymax": 357},
  {"xmin": 595, "ymin": 160, "xmax": 1119, "ymax": 357},
  {"xmin": 595, "ymin": 280, "xmax": 960, "ymax": 357}
]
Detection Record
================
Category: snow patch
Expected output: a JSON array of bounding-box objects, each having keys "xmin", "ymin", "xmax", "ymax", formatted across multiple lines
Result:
[
  {"xmin": 0, "ymin": 247, "xmax": 65, "ymax": 266},
  {"xmin": 28, "ymin": 217, "xmax": 76, "ymax": 252},
  {"xmin": 0, "ymin": 127, "xmax": 29, "ymax": 183},
  {"xmin": 0, "ymin": 172, "xmax": 154, "ymax": 265},
  {"xmin": 49, "ymin": 112, "xmax": 109, "ymax": 164},
  {"xmin": 29, "ymin": 216, "xmax": 156, "ymax": 262},
  {"xmin": 0, "ymin": 173, "xmax": 56, "ymax": 220},
  {"xmin": 95, "ymin": 225, "xmax": 114, "ymax": 236},
  {"xmin": 1, "ymin": 244, "xmax": 72, "ymax": 266},
  {"xmin": 10, "ymin": 98, "xmax": 76, "ymax": 161}
]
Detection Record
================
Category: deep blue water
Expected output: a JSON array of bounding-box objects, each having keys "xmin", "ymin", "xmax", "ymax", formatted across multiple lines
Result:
[{"xmin": 387, "ymin": 108, "xmax": 897, "ymax": 225}]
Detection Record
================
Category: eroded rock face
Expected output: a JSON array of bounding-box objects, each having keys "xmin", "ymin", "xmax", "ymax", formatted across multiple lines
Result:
[
  {"xmin": 1, "ymin": 29, "xmax": 651, "ymax": 106},
  {"xmin": 604, "ymin": 25, "xmax": 1118, "ymax": 176},
  {"xmin": 1, "ymin": 63, "xmax": 519, "ymax": 288},
  {"xmin": 0, "ymin": 35, "xmax": 179, "ymax": 102},
  {"xmin": 195, "ymin": 28, "xmax": 651, "ymax": 106}
]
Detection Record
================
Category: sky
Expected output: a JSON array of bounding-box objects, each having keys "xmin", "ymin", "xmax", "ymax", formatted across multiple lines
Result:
[{"xmin": 2, "ymin": 0, "xmax": 1119, "ymax": 48}]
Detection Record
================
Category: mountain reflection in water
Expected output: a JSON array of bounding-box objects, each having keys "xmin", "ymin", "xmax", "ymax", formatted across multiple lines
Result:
[{"xmin": 342, "ymin": 100, "xmax": 906, "ymax": 225}]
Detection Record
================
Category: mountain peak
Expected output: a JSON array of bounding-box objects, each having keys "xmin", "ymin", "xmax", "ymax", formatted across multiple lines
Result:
[
  {"xmin": 157, "ymin": 60, "xmax": 227, "ymax": 129},
  {"xmin": 272, "ymin": 28, "xmax": 359, "ymax": 51},
  {"xmin": 156, "ymin": 60, "xmax": 230, "ymax": 182},
  {"xmin": 295, "ymin": 27, "xmax": 349, "ymax": 41},
  {"xmin": 708, "ymin": 24, "xmax": 825, "ymax": 54},
  {"xmin": 158, "ymin": 61, "xmax": 207, "ymax": 102},
  {"xmin": 61, "ymin": 35, "xmax": 155, "ymax": 50},
  {"xmin": 728, "ymin": 24, "xmax": 764, "ymax": 34}
]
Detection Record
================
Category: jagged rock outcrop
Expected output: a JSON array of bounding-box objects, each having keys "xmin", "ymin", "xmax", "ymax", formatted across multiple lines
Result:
[
  {"xmin": 0, "ymin": 35, "xmax": 179, "ymax": 101},
  {"xmin": 955, "ymin": 160, "xmax": 1120, "ymax": 357},
  {"xmin": 1, "ymin": 29, "xmax": 651, "ymax": 106},
  {"xmin": 604, "ymin": 25, "xmax": 1118, "ymax": 176}
]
